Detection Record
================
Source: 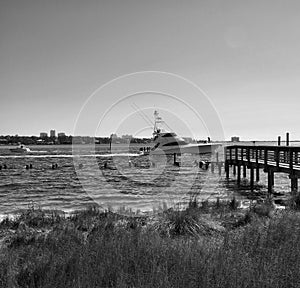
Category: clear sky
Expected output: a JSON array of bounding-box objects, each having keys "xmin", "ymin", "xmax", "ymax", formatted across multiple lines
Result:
[{"xmin": 1, "ymin": 0, "xmax": 300, "ymax": 140}]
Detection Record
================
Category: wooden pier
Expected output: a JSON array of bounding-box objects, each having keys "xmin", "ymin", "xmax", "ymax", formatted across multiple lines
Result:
[{"xmin": 224, "ymin": 145, "xmax": 300, "ymax": 194}]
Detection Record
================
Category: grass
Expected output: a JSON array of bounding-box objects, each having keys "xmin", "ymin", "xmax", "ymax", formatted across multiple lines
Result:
[{"xmin": 0, "ymin": 199, "xmax": 300, "ymax": 287}]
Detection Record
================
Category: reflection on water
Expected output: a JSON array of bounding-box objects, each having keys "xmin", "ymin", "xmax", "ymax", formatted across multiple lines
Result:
[{"xmin": 0, "ymin": 144, "xmax": 294, "ymax": 216}]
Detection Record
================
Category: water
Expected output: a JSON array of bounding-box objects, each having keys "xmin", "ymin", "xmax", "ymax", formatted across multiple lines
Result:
[{"xmin": 0, "ymin": 143, "xmax": 297, "ymax": 217}]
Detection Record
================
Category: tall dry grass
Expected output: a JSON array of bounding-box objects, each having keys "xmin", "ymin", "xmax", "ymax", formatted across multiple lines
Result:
[{"xmin": 0, "ymin": 201, "xmax": 300, "ymax": 287}]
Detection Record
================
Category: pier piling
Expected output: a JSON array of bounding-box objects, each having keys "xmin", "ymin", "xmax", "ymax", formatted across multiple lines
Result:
[
  {"xmin": 237, "ymin": 165, "xmax": 241, "ymax": 185},
  {"xmin": 250, "ymin": 166, "xmax": 254, "ymax": 191},
  {"xmin": 225, "ymin": 144, "xmax": 300, "ymax": 195},
  {"xmin": 290, "ymin": 175, "xmax": 298, "ymax": 194},
  {"xmin": 218, "ymin": 163, "xmax": 222, "ymax": 176},
  {"xmin": 173, "ymin": 153, "xmax": 180, "ymax": 167},
  {"xmin": 243, "ymin": 165, "xmax": 246, "ymax": 178},
  {"xmin": 225, "ymin": 162, "xmax": 229, "ymax": 179},
  {"xmin": 256, "ymin": 167, "xmax": 260, "ymax": 182},
  {"xmin": 267, "ymin": 170, "xmax": 274, "ymax": 194}
]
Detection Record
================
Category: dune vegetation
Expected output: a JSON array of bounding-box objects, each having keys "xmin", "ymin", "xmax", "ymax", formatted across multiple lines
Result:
[{"xmin": 1, "ymin": 197, "xmax": 300, "ymax": 288}]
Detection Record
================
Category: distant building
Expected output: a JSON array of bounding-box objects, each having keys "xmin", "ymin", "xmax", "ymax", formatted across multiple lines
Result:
[
  {"xmin": 231, "ymin": 136, "xmax": 240, "ymax": 142},
  {"xmin": 57, "ymin": 132, "xmax": 66, "ymax": 137},
  {"xmin": 50, "ymin": 130, "xmax": 56, "ymax": 138},
  {"xmin": 40, "ymin": 132, "xmax": 48, "ymax": 138}
]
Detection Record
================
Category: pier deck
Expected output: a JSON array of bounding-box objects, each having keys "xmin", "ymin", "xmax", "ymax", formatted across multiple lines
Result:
[{"xmin": 225, "ymin": 145, "xmax": 300, "ymax": 193}]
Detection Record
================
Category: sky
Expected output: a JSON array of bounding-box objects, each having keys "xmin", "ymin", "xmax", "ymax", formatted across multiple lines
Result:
[{"xmin": 1, "ymin": 0, "xmax": 300, "ymax": 140}]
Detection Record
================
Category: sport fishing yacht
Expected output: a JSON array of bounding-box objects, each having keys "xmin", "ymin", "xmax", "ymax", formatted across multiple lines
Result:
[{"xmin": 149, "ymin": 110, "xmax": 220, "ymax": 155}]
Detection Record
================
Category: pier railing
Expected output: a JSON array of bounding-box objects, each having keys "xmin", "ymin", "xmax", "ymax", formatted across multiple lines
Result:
[{"xmin": 226, "ymin": 145, "xmax": 300, "ymax": 172}]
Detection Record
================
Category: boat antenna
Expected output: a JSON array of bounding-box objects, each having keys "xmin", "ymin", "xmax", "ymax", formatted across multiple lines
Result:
[
  {"xmin": 153, "ymin": 110, "xmax": 175, "ymax": 133},
  {"xmin": 131, "ymin": 104, "xmax": 175, "ymax": 134},
  {"xmin": 153, "ymin": 110, "xmax": 162, "ymax": 133},
  {"xmin": 131, "ymin": 103, "xmax": 154, "ymax": 127}
]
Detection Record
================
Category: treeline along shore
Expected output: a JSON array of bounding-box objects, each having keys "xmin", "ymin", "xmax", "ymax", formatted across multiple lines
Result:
[
  {"xmin": 0, "ymin": 135, "xmax": 152, "ymax": 145},
  {"xmin": 1, "ymin": 195, "xmax": 300, "ymax": 287}
]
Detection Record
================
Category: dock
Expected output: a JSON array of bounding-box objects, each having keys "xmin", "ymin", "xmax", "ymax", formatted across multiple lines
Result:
[{"xmin": 224, "ymin": 145, "xmax": 300, "ymax": 194}]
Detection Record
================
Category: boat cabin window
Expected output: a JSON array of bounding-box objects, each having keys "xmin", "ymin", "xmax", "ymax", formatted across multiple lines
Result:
[
  {"xmin": 162, "ymin": 141, "xmax": 187, "ymax": 146},
  {"xmin": 161, "ymin": 133, "xmax": 176, "ymax": 138}
]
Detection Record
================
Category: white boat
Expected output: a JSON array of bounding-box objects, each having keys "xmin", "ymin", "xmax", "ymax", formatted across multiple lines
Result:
[
  {"xmin": 147, "ymin": 110, "xmax": 221, "ymax": 155},
  {"xmin": 9, "ymin": 144, "xmax": 31, "ymax": 153}
]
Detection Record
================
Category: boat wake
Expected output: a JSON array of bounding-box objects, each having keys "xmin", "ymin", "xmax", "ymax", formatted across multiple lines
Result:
[{"xmin": 0, "ymin": 153, "xmax": 141, "ymax": 159}]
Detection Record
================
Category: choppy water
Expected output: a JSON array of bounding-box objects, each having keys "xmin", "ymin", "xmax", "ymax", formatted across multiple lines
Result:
[{"xmin": 0, "ymin": 143, "xmax": 296, "ymax": 216}]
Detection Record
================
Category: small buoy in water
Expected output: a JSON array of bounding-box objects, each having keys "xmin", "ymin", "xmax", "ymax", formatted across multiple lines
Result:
[
  {"xmin": 199, "ymin": 161, "xmax": 204, "ymax": 168},
  {"xmin": 79, "ymin": 163, "xmax": 83, "ymax": 169},
  {"xmin": 3, "ymin": 164, "xmax": 7, "ymax": 169},
  {"xmin": 128, "ymin": 160, "xmax": 132, "ymax": 168},
  {"xmin": 25, "ymin": 165, "xmax": 29, "ymax": 170},
  {"xmin": 199, "ymin": 161, "xmax": 209, "ymax": 170}
]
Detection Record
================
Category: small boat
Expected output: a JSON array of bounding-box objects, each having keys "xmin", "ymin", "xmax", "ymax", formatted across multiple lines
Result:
[
  {"xmin": 10, "ymin": 144, "xmax": 31, "ymax": 153},
  {"xmin": 146, "ymin": 110, "xmax": 221, "ymax": 155}
]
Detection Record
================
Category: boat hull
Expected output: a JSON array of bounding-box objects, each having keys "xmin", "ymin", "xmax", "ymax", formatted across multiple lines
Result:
[{"xmin": 149, "ymin": 143, "xmax": 221, "ymax": 155}]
